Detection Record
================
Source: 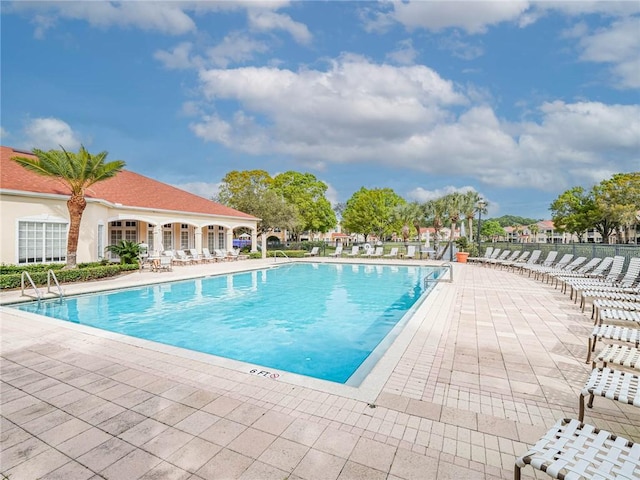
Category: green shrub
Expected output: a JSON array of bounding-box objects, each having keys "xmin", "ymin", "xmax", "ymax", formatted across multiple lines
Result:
[{"xmin": 0, "ymin": 264, "xmax": 138, "ymax": 290}]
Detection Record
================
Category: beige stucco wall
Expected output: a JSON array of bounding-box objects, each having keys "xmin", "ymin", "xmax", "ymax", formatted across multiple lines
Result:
[{"xmin": 1, "ymin": 191, "xmax": 258, "ymax": 265}]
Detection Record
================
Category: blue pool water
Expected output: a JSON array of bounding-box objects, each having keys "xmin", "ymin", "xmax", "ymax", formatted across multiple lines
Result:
[{"xmin": 12, "ymin": 263, "xmax": 438, "ymax": 385}]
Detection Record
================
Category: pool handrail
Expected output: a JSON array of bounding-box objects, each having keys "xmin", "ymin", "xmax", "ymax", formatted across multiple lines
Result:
[
  {"xmin": 272, "ymin": 250, "xmax": 290, "ymax": 262},
  {"xmin": 423, "ymin": 262, "xmax": 453, "ymax": 289},
  {"xmin": 21, "ymin": 271, "xmax": 42, "ymax": 300},
  {"xmin": 47, "ymin": 269, "xmax": 64, "ymax": 298}
]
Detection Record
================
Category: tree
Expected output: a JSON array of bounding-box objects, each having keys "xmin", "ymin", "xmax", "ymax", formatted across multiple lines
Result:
[
  {"xmin": 493, "ymin": 215, "xmax": 539, "ymax": 227},
  {"xmin": 12, "ymin": 146, "xmax": 125, "ymax": 269},
  {"xmin": 271, "ymin": 172, "xmax": 337, "ymax": 240},
  {"xmin": 216, "ymin": 170, "xmax": 272, "ymax": 213},
  {"xmin": 424, "ymin": 197, "xmax": 448, "ymax": 246},
  {"xmin": 254, "ymin": 190, "xmax": 302, "ymax": 236},
  {"xmin": 550, "ymin": 187, "xmax": 601, "ymax": 242},
  {"xmin": 392, "ymin": 202, "xmax": 422, "ymax": 243},
  {"xmin": 594, "ymin": 173, "xmax": 640, "ymax": 243},
  {"xmin": 442, "ymin": 192, "xmax": 464, "ymax": 242},
  {"xmin": 341, "ymin": 187, "xmax": 404, "ymax": 242},
  {"xmin": 216, "ymin": 170, "xmax": 301, "ymax": 241},
  {"xmin": 461, "ymin": 191, "xmax": 486, "ymax": 241},
  {"xmin": 528, "ymin": 223, "xmax": 540, "ymax": 243},
  {"xmin": 481, "ymin": 220, "xmax": 506, "ymax": 241}
]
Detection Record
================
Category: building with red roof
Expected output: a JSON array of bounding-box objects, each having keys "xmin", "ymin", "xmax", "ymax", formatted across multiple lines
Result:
[{"xmin": 1, "ymin": 146, "xmax": 259, "ymax": 265}]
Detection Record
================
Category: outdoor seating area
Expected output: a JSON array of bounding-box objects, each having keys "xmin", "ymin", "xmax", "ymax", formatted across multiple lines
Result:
[
  {"xmin": 469, "ymin": 248, "xmax": 640, "ymax": 479},
  {"xmin": 143, "ymin": 247, "xmax": 250, "ymax": 271}
]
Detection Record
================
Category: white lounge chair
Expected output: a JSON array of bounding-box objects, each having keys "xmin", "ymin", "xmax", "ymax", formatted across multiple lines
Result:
[
  {"xmin": 214, "ymin": 249, "xmax": 228, "ymax": 261},
  {"xmin": 366, "ymin": 246, "xmax": 383, "ymax": 258},
  {"xmin": 346, "ymin": 246, "xmax": 359, "ymax": 257},
  {"xmin": 174, "ymin": 250, "xmax": 193, "ymax": 265},
  {"xmin": 329, "ymin": 246, "xmax": 343, "ymax": 257},
  {"xmin": 305, "ymin": 246, "xmax": 320, "ymax": 257},
  {"xmin": 405, "ymin": 245, "xmax": 416, "ymax": 259},
  {"xmin": 384, "ymin": 247, "xmax": 398, "ymax": 258},
  {"xmin": 189, "ymin": 248, "xmax": 203, "ymax": 264},
  {"xmin": 201, "ymin": 248, "xmax": 217, "ymax": 263},
  {"xmin": 514, "ymin": 418, "xmax": 640, "ymax": 480}
]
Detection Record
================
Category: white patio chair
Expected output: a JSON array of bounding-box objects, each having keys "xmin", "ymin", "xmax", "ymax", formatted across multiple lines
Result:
[{"xmin": 514, "ymin": 418, "xmax": 640, "ymax": 480}]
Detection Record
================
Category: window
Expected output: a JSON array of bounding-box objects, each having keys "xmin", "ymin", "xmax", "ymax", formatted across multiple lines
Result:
[
  {"xmin": 109, "ymin": 220, "xmax": 137, "ymax": 245},
  {"xmin": 163, "ymin": 224, "xmax": 173, "ymax": 250},
  {"xmin": 218, "ymin": 227, "xmax": 225, "ymax": 250},
  {"xmin": 18, "ymin": 220, "xmax": 67, "ymax": 264},
  {"xmin": 180, "ymin": 224, "xmax": 190, "ymax": 249},
  {"xmin": 147, "ymin": 224, "xmax": 155, "ymax": 251},
  {"xmin": 208, "ymin": 226, "xmax": 216, "ymax": 251}
]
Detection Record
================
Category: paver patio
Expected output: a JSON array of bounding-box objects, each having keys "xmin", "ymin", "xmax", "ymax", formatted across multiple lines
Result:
[{"xmin": 2, "ymin": 257, "xmax": 639, "ymax": 479}]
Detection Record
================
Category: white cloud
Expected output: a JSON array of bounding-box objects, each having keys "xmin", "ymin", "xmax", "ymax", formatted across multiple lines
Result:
[
  {"xmin": 171, "ymin": 181, "xmax": 220, "ymax": 200},
  {"xmin": 408, "ymin": 185, "xmax": 477, "ymax": 203},
  {"xmin": 386, "ymin": 39, "xmax": 418, "ymax": 65},
  {"xmin": 576, "ymin": 16, "xmax": 640, "ymax": 89},
  {"xmin": 380, "ymin": 1, "xmax": 531, "ymax": 34},
  {"xmin": 188, "ymin": 56, "xmax": 639, "ymax": 192},
  {"xmin": 247, "ymin": 9, "xmax": 312, "ymax": 44},
  {"xmin": 206, "ymin": 32, "xmax": 270, "ymax": 68},
  {"xmin": 0, "ymin": 127, "xmax": 9, "ymax": 140},
  {"xmin": 10, "ymin": 2, "xmax": 197, "ymax": 37},
  {"xmin": 438, "ymin": 33, "xmax": 484, "ymax": 60},
  {"xmin": 20, "ymin": 118, "xmax": 82, "ymax": 151},
  {"xmin": 367, "ymin": 1, "xmax": 640, "ymax": 36},
  {"xmin": 154, "ymin": 42, "xmax": 202, "ymax": 70}
]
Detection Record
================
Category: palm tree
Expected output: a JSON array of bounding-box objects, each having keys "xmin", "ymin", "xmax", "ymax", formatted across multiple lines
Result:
[
  {"xmin": 424, "ymin": 197, "xmax": 447, "ymax": 252},
  {"xmin": 12, "ymin": 145, "xmax": 125, "ymax": 269},
  {"xmin": 462, "ymin": 191, "xmax": 485, "ymax": 240},
  {"xmin": 392, "ymin": 203, "xmax": 421, "ymax": 249},
  {"xmin": 528, "ymin": 223, "xmax": 540, "ymax": 243},
  {"xmin": 443, "ymin": 192, "xmax": 464, "ymax": 242}
]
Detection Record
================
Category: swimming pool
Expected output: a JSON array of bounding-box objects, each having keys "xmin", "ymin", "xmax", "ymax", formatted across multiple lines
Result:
[{"xmin": 11, "ymin": 263, "xmax": 439, "ymax": 385}]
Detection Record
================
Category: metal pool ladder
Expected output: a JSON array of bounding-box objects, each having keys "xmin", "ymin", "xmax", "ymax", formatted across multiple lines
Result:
[
  {"xmin": 20, "ymin": 269, "xmax": 64, "ymax": 300},
  {"xmin": 272, "ymin": 250, "xmax": 290, "ymax": 262},
  {"xmin": 423, "ymin": 262, "xmax": 453, "ymax": 289}
]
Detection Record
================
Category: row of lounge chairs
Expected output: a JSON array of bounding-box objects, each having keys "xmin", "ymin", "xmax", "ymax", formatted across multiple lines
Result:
[
  {"xmin": 326, "ymin": 245, "xmax": 418, "ymax": 259},
  {"xmin": 492, "ymin": 249, "xmax": 640, "ymax": 478},
  {"xmin": 148, "ymin": 248, "xmax": 248, "ymax": 271}
]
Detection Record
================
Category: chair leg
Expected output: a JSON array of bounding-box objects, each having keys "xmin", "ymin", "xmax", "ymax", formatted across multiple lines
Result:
[
  {"xmin": 579, "ymin": 394, "xmax": 585, "ymax": 422},
  {"xmin": 513, "ymin": 465, "xmax": 521, "ymax": 480},
  {"xmin": 586, "ymin": 337, "xmax": 595, "ymax": 364},
  {"xmin": 587, "ymin": 393, "xmax": 595, "ymax": 409}
]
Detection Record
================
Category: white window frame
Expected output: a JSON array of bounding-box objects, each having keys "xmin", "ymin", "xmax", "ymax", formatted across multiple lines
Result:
[{"xmin": 16, "ymin": 215, "xmax": 68, "ymax": 265}]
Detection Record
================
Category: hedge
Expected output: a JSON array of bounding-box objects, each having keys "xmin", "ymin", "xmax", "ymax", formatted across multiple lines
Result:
[{"xmin": 0, "ymin": 264, "xmax": 139, "ymax": 290}]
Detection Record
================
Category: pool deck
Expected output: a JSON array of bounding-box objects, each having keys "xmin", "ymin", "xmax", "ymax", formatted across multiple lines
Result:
[{"xmin": 2, "ymin": 257, "xmax": 639, "ymax": 479}]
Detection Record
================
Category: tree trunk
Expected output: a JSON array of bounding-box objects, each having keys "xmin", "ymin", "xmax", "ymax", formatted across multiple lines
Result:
[{"xmin": 66, "ymin": 193, "xmax": 87, "ymax": 269}]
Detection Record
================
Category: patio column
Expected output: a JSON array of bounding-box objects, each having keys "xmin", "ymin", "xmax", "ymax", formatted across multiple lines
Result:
[
  {"xmin": 153, "ymin": 224, "xmax": 163, "ymax": 255},
  {"xmin": 195, "ymin": 228, "xmax": 202, "ymax": 253},
  {"xmin": 226, "ymin": 229, "xmax": 234, "ymax": 252},
  {"xmin": 252, "ymin": 230, "xmax": 258, "ymax": 253}
]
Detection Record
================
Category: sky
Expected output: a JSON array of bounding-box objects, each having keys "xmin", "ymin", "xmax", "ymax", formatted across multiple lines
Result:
[{"xmin": 2, "ymin": 1, "xmax": 639, "ymax": 220}]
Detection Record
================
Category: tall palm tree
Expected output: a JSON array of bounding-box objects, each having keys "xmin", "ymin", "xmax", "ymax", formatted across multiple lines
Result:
[
  {"xmin": 424, "ymin": 197, "xmax": 447, "ymax": 250},
  {"xmin": 12, "ymin": 145, "xmax": 126, "ymax": 269},
  {"xmin": 528, "ymin": 223, "xmax": 540, "ymax": 243},
  {"xmin": 462, "ymin": 191, "xmax": 486, "ymax": 240},
  {"xmin": 443, "ymin": 192, "xmax": 464, "ymax": 242},
  {"xmin": 392, "ymin": 202, "xmax": 421, "ymax": 247}
]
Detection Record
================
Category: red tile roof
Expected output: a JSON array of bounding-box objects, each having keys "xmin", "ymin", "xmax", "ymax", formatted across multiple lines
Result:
[{"xmin": 1, "ymin": 146, "xmax": 257, "ymax": 220}]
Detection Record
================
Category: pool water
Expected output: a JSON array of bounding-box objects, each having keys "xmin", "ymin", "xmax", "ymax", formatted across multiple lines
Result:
[{"xmin": 12, "ymin": 263, "xmax": 438, "ymax": 385}]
